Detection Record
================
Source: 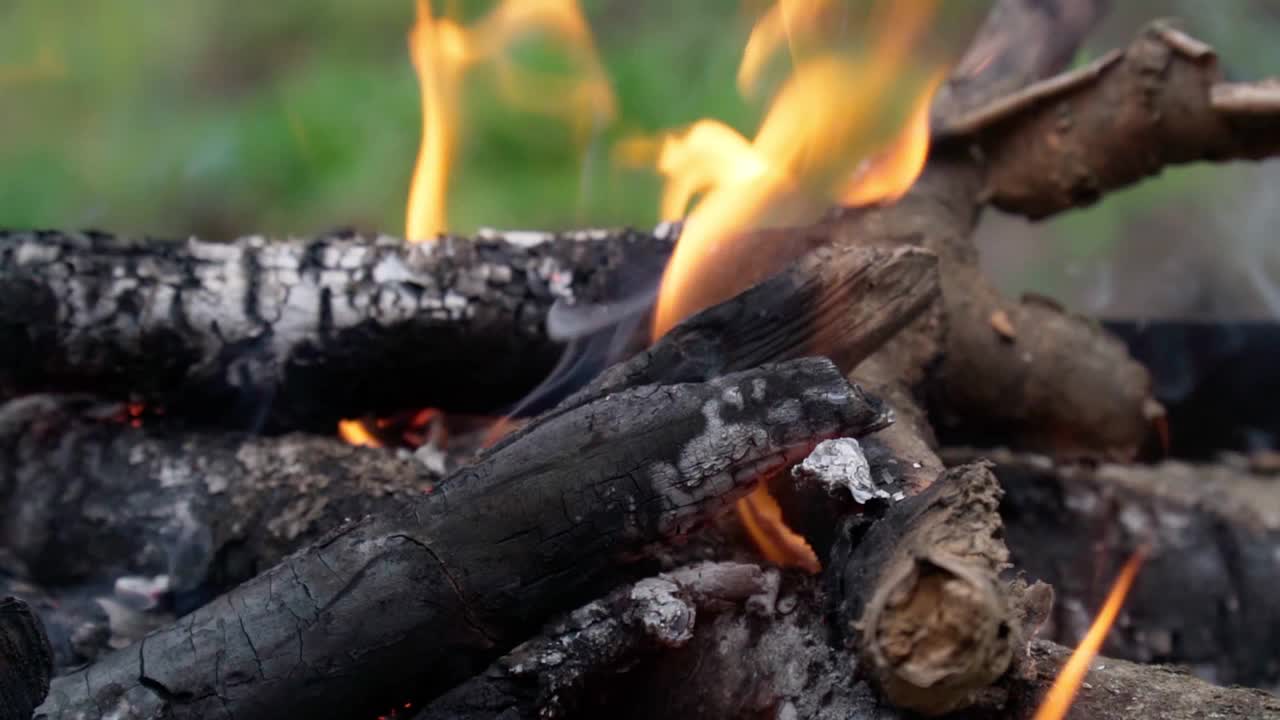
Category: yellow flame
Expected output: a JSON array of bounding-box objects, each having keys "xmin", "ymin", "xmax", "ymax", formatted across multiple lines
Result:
[
  {"xmin": 405, "ymin": 0, "xmax": 615, "ymax": 241},
  {"xmin": 338, "ymin": 419, "xmax": 383, "ymax": 448},
  {"xmin": 842, "ymin": 69, "xmax": 944, "ymax": 206},
  {"xmin": 626, "ymin": 0, "xmax": 942, "ymax": 572},
  {"xmin": 1032, "ymin": 547, "xmax": 1149, "ymax": 720}
]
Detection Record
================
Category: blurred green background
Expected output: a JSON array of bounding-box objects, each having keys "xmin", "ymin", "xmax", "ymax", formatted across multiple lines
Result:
[{"xmin": 2, "ymin": 1, "xmax": 1279, "ymax": 317}]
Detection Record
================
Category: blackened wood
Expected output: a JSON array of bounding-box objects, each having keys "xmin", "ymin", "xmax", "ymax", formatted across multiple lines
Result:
[
  {"xmin": 0, "ymin": 227, "xmax": 673, "ymax": 433},
  {"xmin": 566, "ymin": 244, "xmax": 939, "ymax": 406},
  {"xmin": 0, "ymin": 394, "xmax": 438, "ymax": 591},
  {"xmin": 36, "ymin": 358, "xmax": 888, "ymax": 720},
  {"xmin": 0, "ymin": 596, "xmax": 52, "ymax": 720},
  {"xmin": 831, "ymin": 463, "xmax": 1024, "ymax": 716},
  {"xmin": 415, "ymin": 562, "xmax": 774, "ymax": 720},
  {"xmin": 948, "ymin": 448, "xmax": 1280, "ymax": 690}
]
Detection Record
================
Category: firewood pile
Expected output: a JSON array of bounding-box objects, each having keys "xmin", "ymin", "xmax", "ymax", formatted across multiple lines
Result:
[{"xmin": 4, "ymin": 1, "xmax": 1280, "ymax": 719}]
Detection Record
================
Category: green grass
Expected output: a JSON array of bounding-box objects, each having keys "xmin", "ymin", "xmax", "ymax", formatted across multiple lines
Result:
[{"xmin": 0, "ymin": 0, "xmax": 1268, "ymax": 268}]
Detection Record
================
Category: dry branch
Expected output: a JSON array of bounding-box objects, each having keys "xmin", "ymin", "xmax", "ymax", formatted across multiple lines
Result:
[
  {"xmin": 947, "ymin": 448, "xmax": 1280, "ymax": 689},
  {"xmin": 35, "ymin": 357, "xmax": 887, "ymax": 720},
  {"xmin": 815, "ymin": 0, "xmax": 1159, "ymax": 460},
  {"xmin": 833, "ymin": 462, "xmax": 1035, "ymax": 716},
  {"xmin": 0, "ymin": 227, "xmax": 672, "ymax": 433},
  {"xmin": 946, "ymin": 22, "xmax": 1280, "ymax": 219}
]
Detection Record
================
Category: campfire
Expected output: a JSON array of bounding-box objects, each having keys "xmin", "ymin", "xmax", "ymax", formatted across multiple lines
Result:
[{"xmin": 4, "ymin": 1, "xmax": 1280, "ymax": 719}]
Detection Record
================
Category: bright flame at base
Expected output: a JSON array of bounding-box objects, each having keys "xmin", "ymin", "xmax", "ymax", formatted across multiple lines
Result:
[
  {"xmin": 1032, "ymin": 546, "xmax": 1149, "ymax": 720},
  {"xmin": 338, "ymin": 419, "xmax": 383, "ymax": 448}
]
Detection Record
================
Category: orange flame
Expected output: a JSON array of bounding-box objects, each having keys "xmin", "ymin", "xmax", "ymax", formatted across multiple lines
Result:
[
  {"xmin": 405, "ymin": 0, "xmax": 614, "ymax": 241},
  {"xmin": 738, "ymin": 0, "xmax": 837, "ymax": 97},
  {"xmin": 646, "ymin": 0, "xmax": 940, "ymax": 339},
  {"xmin": 338, "ymin": 419, "xmax": 383, "ymax": 448},
  {"xmin": 1032, "ymin": 546, "xmax": 1149, "ymax": 720}
]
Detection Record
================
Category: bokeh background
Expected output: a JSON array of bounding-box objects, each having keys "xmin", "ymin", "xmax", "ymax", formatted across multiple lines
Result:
[{"xmin": 2, "ymin": 1, "xmax": 1278, "ymax": 318}]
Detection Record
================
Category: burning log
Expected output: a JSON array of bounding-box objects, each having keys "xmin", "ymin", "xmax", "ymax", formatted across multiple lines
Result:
[
  {"xmin": 1000, "ymin": 640, "xmax": 1280, "ymax": 719},
  {"xmin": 35, "ymin": 357, "xmax": 888, "ymax": 720},
  {"xmin": 0, "ymin": 227, "xmax": 672, "ymax": 433},
  {"xmin": 946, "ymin": 448, "xmax": 1280, "ymax": 690},
  {"xmin": 0, "ymin": 596, "xmax": 52, "ymax": 720}
]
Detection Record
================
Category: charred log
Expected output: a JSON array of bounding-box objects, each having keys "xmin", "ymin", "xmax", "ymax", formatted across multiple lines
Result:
[
  {"xmin": 0, "ymin": 596, "xmax": 52, "ymax": 720},
  {"xmin": 35, "ymin": 358, "xmax": 888, "ymax": 720},
  {"xmin": 0, "ymin": 227, "xmax": 673, "ymax": 433},
  {"xmin": 946, "ymin": 448, "xmax": 1280, "ymax": 690},
  {"xmin": 569, "ymin": 244, "xmax": 939, "ymax": 405},
  {"xmin": 991, "ymin": 640, "xmax": 1280, "ymax": 720}
]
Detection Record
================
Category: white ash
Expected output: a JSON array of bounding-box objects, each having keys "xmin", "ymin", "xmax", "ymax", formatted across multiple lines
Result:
[{"xmin": 792, "ymin": 438, "xmax": 903, "ymax": 504}]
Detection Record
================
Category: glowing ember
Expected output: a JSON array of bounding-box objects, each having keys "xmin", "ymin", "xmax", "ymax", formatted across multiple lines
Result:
[
  {"xmin": 736, "ymin": 484, "xmax": 820, "ymax": 573},
  {"xmin": 338, "ymin": 419, "xmax": 383, "ymax": 448},
  {"xmin": 405, "ymin": 0, "xmax": 614, "ymax": 241},
  {"xmin": 1032, "ymin": 546, "xmax": 1149, "ymax": 720}
]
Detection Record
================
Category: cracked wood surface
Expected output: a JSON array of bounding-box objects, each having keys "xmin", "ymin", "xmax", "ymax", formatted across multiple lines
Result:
[
  {"xmin": 0, "ymin": 227, "xmax": 673, "ymax": 433},
  {"xmin": 35, "ymin": 357, "xmax": 888, "ymax": 720},
  {"xmin": 0, "ymin": 596, "xmax": 52, "ymax": 720}
]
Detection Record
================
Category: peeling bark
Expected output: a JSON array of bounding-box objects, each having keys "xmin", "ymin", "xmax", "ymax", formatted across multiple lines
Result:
[{"xmin": 833, "ymin": 463, "xmax": 1033, "ymax": 716}]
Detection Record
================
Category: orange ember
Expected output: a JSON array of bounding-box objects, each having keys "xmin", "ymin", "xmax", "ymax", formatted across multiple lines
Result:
[
  {"xmin": 1032, "ymin": 546, "xmax": 1149, "ymax": 720},
  {"xmin": 405, "ymin": 0, "xmax": 614, "ymax": 241},
  {"xmin": 338, "ymin": 419, "xmax": 383, "ymax": 448}
]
